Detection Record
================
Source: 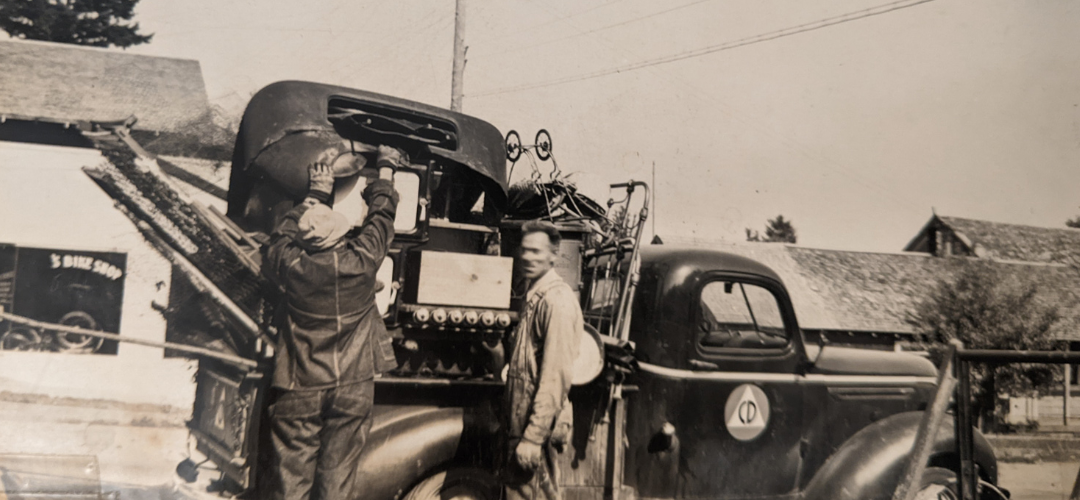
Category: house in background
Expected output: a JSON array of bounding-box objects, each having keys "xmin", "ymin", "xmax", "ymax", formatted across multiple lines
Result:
[
  {"xmin": 666, "ymin": 215, "xmax": 1080, "ymax": 353},
  {"xmin": 905, "ymin": 214, "xmax": 1080, "ymax": 265},
  {"xmin": 0, "ymin": 39, "xmax": 230, "ymax": 409}
]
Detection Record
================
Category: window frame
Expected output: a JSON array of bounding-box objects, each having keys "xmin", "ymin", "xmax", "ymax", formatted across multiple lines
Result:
[{"xmin": 692, "ymin": 273, "xmax": 799, "ymax": 360}]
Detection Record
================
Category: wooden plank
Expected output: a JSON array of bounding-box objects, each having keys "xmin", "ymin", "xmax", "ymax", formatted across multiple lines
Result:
[
  {"xmin": 416, "ymin": 251, "xmax": 512, "ymax": 309},
  {"xmin": 556, "ymin": 409, "xmax": 610, "ymax": 487},
  {"xmin": 190, "ymin": 201, "xmax": 261, "ymax": 275},
  {"xmin": 209, "ymin": 204, "xmax": 262, "ymax": 250}
]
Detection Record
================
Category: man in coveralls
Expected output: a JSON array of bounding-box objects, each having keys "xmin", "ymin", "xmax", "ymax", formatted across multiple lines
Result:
[
  {"xmin": 262, "ymin": 146, "xmax": 405, "ymax": 500},
  {"xmin": 504, "ymin": 220, "xmax": 582, "ymax": 500}
]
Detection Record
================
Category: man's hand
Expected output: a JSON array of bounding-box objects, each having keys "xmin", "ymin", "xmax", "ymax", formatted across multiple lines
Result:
[
  {"xmin": 308, "ymin": 162, "xmax": 335, "ymax": 197},
  {"xmin": 376, "ymin": 145, "xmax": 408, "ymax": 180},
  {"xmin": 514, "ymin": 440, "xmax": 543, "ymax": 471}
]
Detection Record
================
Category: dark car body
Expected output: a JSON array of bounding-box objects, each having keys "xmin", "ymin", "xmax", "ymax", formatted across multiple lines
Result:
[{"xmin": 620, "ymin": 247, "xmax": 996, "ymax": 499}]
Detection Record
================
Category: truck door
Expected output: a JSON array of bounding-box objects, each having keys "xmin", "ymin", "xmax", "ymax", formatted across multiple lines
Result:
[{"xmin": 667, "ymin": 278, "xmax": 804, "ymax": 499}]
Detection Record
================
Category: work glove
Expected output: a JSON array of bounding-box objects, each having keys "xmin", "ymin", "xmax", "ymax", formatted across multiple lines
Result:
[{"xmin": 308, "ymin": 162, "xmax": 335, "ymax": 198}]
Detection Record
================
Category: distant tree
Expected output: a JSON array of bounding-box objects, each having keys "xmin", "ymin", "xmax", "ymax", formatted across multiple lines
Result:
[
  {"xmin": 0, "ymin": 0, "xmax": 153, "ymax": 48},
  {"xmin": 746, "ymin": 215, "xmax": 797, "ymax": 243},
  {"xmin": 906, "ymin": 261, "xmax": 1061, "ymax": 430},
  {"xmin": 1066, "ymin": 214, "xmax": 1080, "ymax": 229}
]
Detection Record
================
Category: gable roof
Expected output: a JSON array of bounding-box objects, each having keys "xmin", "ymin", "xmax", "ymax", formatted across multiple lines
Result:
[
  {"xmin": 905, "ymin": 215, "xmax": 1080, "ymax": 265},
  {"xmin": 0, "ymin": 39, "xmax": 210, "ymax": 133},
  {"xmin": 658, "ymin": 237, "xmax": 1080, "ymax": 340}
]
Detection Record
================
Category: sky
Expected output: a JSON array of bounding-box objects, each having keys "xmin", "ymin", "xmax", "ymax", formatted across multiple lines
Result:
[{"xmin": 119, "ymin": 0, "xmax": 1080, "ymax": 252}]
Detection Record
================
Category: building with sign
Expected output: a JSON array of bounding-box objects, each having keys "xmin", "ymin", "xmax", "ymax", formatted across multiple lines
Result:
[{"xmin": 0, "ymin": 39, "xmax": 230, "ymax": 409}]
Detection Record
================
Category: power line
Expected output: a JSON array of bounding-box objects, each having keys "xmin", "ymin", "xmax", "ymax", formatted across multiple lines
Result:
[
  {"xmin": 469, "ymin": 0, "xmax": 936, "ymax": 98},
  {"xmin": 494, "ymin": 0, "xmax": 925, "ymax": 216},
  {"xmin": 470, "ymin": 0, "xmax": 632, "ymax": 45},
  {"xmin": 475, "ymin": 0, "xmax": 714, "ymax": 58}
]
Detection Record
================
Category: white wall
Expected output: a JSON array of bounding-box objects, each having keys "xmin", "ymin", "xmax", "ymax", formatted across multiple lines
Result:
[{"xmin": 0, "ymin": 141, "xmax": 196, "ymax": 409}]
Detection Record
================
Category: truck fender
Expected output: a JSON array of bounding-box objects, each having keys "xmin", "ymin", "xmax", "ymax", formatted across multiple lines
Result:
[
  {"xmin": 354, "ymin": 406, "xmax": 478, "ymax": 500},
  {"xmin": 802, "ymin": 411, "xmax": 997, "ymax": 500}
]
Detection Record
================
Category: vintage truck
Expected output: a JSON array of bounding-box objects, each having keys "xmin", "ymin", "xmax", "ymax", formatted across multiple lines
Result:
[{"xmin": 161, "ymin": 81, "xmax": 1006, "ymax": 500}]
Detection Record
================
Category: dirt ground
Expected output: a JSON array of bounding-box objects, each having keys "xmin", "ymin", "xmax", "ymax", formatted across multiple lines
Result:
[
  {"xmin": 0, "ymin": 391, "xmax": 1077, "ymax": 500},
  {"xmin": 999, "ymin": 462, "xmax": 1080, "ymax": 500}
]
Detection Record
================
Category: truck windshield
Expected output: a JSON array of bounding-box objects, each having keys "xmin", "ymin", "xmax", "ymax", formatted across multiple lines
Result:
[{"xmin": 699, "ymin": 281, "xmax": 786, "ymax": 349}]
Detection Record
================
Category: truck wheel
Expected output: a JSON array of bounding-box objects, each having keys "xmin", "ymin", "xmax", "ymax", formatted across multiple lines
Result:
[
  {"xmin": 402, "ymin": 468, "xmax": 500, "ymax": 500},
  {"xmin": 914, "ymin": 467, "xmax": 957, "ymax": 500}
]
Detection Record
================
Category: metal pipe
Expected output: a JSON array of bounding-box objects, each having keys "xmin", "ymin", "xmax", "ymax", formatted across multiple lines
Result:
[
  {"xmin": 1066, "ymin": 350, "xmax": 1072, "ymax": 427},
  {"xmin": 611, "ymin": 181, "xmax": 649, "ymax": 342},
  {"xmin": 957, "ymin": 349, "xmax": 1080, "ymax": 363},
  {"xmin": 0, "ymin": 310, "xmax": 257, "ymax": 369},
  {"xmin": 956, "ymin": 356, "xmax": 977, "ymax": 500},
  {"xmin": 892, "ymin": 340, "xmax": 960, "ymax": 500}
]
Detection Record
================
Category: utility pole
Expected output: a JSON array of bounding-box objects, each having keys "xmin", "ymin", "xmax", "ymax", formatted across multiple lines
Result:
[{"xmin": 451, "ymin": 0, "xmax": 467, "ymax": 112}]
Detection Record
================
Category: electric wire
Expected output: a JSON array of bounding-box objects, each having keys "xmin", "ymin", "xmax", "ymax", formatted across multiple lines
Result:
[
  {"xmin": 470, "ymin": 0, "xmax": 632, "ymax": 45},
  {"xmin": 475, "ymin": 0, "xmax": 714, "ymax": 58},
  {"xmin": 469, "ymin": 0, "xmax": 936, "ymax": 98},
  {"xmin": 492, "ymin": 0, "xmax": 926, "ymax": 217}
]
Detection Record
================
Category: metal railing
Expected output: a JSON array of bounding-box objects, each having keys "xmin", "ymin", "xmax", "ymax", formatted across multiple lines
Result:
[{"xmin": 894, "ymin": 340, "xmax": 1080, "ymax": 500}]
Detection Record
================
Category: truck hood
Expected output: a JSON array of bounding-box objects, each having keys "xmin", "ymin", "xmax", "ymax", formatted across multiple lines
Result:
[{"xmin": 805, "ymin": 345, "xmax": 937, "ymax": 378}]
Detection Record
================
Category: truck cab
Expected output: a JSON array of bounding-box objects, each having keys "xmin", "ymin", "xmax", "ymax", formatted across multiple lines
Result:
[{"xmin": 622, "ymin": 247, "xmax": 999, "ymax": 499}]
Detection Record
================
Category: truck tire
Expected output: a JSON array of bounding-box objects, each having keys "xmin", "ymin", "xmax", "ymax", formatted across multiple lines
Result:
[
  {"xmin": 914, "ymin": 467, "xmax": 957, "ymax": 500},
  {"xmin": 402, "ymin": 468, "xmax": 500, "ymax": 500}
]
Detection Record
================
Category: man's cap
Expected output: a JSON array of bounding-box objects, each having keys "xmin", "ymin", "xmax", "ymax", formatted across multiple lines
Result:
[{"xmin": 296, "ymin": 204, "xmax": 350, "ymax": 251}]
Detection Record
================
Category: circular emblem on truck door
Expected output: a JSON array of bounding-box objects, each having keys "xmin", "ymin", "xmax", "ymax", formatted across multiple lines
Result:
[{"xmin": 724, "ymin": 384, "xmax": 770, "ymax": 441}]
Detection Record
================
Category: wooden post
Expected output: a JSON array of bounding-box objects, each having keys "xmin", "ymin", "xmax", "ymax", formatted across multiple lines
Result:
[{"xmin": 450, "ymin": 0, "xmax": 466, "ymax": 112}]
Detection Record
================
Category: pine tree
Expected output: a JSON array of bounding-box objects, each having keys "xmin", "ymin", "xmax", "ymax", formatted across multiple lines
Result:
[
  {"xmin": 0, "ymin": 0, "xmax": 152, "ymax": 48},
  {"xmin": 746, "ymin": 215, "xmax": 797, "ymax": 243}
]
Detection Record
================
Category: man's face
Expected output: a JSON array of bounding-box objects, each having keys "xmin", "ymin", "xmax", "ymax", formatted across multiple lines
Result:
[{"xmin": 520, "ymin": 232, "xmax": 558, "ymax": 280}]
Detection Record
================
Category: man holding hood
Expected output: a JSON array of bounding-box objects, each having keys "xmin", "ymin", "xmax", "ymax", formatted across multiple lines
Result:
[{"xmin": 263, "ymin": 145, "xmax": 405, "ymax": 500}]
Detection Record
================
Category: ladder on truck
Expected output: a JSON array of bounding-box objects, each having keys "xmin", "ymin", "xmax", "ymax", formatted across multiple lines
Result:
[
  {"xmin": 579, "ymin": 180, "xmax": 650, "ymax": 500},
  {"xmin": 581, "ymin": 181, "xmax": 651, "ymax": 344}
]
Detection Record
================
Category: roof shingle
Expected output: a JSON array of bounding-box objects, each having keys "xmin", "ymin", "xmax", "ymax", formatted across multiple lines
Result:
[
  {"xmin": 658, "ymin": 237, "xmax": 1080, "ymax": 340},
  {"xmin": 0, "ymin": 39, "xmax": 210, "ymax": 133}
]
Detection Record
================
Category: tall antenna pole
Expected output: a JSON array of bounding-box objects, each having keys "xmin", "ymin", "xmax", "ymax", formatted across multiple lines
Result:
[
  {"xmin": 451, "ymin": 0, "xmax": 467, "ymax": 112},
  {"xmin": 651, "ymin": 161, "xmax": 656, "ymax": 238}
]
